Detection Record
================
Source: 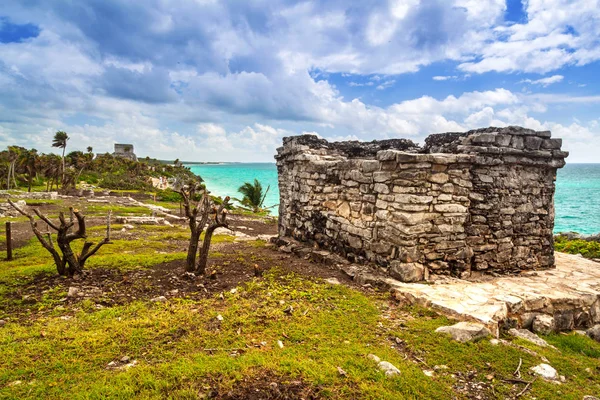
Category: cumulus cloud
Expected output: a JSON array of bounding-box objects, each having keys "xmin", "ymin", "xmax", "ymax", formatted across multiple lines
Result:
[
  {"xmin": 0, "ymin": 0, "xmax": 599, "ymax": 163},
  {"xmin": 459, "ymin": 0, "xmax": 600, "ymax": 74},
  {"xmin": 520, "ymin": 75, "xmax": 564, "ymax": 87}
]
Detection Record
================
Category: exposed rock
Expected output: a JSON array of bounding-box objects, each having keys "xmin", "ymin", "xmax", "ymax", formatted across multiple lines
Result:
[
  {"xmin": 214, "ymin": 227, "xmax": 234, "ymax": 236},
  {"xmin": 530, "ymin": 363, "xmax": 558, "ymax": 380},
  {"xmin": 0, "ymin": 319, "xmax": 6, "ymax": 327},
  {"xmin": 367, "ymin": 354, "xmax": 381, "ymax": 363},
  {"xmin": 389, "ymin": 262, "xmax": 424, "ymax": 282},
  {"xmin": 586, "ymin": 324, "xmax": 600, "ymax": 342},
  {"xmin": 532, "ymin": 314, "xmax": 555, "ymax": 335},
  {"xmin": 583, "ymin": 396, "xmax": 600, "ymax": 400},
  {"xmin": 508, "ymin": 328, "xmax": 550, "ymax": 347},
  {"xmin": 67, "ymin": 287, "xmax": 80, "ymax": 298},
  {"xmin": 114, "ymin": 216, "xmax": 166, "ymax": 225},
  {"xmin": 150, "ymin": 296, "xmax": 167, "ymax": 302},
  {"xmin": 325, "ymin": 277, "xmax": 341, "ymax": 285},
  {"xmin": 378, "ymin": 361, "xmax": 401, "ymax": 376},
  {"xmin": 435, "ymin": 322, "xmax": 491, "ymax": 343}
]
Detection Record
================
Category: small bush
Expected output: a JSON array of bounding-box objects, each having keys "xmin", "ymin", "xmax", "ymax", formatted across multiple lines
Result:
[
  {"xmin": 554, "ymin": 236, "xmax": 600, "ymax": 259},
  {"xmin": 157, "ymin": 189, "xmax": 183, "ymax": 202}
]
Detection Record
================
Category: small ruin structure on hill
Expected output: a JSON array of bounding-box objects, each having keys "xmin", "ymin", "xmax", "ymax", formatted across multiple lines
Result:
[
  {"xmin": 275, "ymin": 126, "xmax": 568, "ymax": 282},
  {"xmin": 113, "ymin": 143, "xmax": 137, "ymax": 161}
]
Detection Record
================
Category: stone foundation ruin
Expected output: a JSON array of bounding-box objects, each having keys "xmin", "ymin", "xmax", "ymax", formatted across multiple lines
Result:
[{"xmin": 275, "ymin": 126, "xmax": 568, "ymax": 282}]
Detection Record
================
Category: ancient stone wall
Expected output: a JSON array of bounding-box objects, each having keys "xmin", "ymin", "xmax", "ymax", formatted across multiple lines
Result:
[{"xmin": 275, "ymin": 127, "xmax": 568, "ymax": 282}]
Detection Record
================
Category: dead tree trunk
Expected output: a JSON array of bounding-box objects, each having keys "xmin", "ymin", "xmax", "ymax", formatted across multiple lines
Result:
[
  {"xmin": 8, "ymin": 199, "xmax": 111, "ymax": 277},
  {"xmin": 177, "ymin": 183, "xmax": 230, "ymax": 274},
  {"xmin": 197, "ymin": 201, "xmax": 229, "ymax": 274}
]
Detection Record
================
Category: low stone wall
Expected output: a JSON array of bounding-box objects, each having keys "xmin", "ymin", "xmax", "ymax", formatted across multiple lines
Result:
[{"xmin": 275, "ymin": 127, "xmax": 568, "ymax": 282}]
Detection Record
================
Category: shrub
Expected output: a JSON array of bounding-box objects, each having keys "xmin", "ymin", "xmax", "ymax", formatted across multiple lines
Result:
[{"xmin": 554, "ymin": 236, "xmax": 600, "ymax": 259}]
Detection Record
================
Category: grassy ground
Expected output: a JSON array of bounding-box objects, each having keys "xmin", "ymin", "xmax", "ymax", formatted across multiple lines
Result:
[{"xmin": 0, "ymin": 203, "xmax": 599, "ymax": 399}]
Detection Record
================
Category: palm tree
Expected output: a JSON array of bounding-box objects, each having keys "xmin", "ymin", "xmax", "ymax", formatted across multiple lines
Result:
[
  {"xmin": 52, "ymin": 131, "xmax": 69, "ymax": 187},
  {"xmin": 237, "ymin": 179, "xmax": 270, "ymax": 213},
  {"xmin": 6, "ymin": 146, "xmax": 20, "ymax": 189},
  {"xmin": 18, "ymin": 148, "xmax": 39, "ymax": 192}
]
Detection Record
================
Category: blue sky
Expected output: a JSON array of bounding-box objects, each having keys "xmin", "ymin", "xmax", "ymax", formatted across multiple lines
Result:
[{"xmin": 0, "ymin": 0, "xmax": 599, "ymax": 162}]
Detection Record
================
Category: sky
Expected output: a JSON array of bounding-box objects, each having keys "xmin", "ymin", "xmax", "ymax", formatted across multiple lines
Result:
[{"xmin": 0, "ymin": 0, "xmax": 599, "ymax": 163}]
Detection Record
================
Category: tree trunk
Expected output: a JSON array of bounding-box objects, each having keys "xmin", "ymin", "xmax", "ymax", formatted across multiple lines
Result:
[
  {"xmin": 11, "ymin": 161, "xmax": 17, "ymax": 188},
  {"xmin": 61, "ymin": 147, "xmax": 66, "ymax": 188},
  {"xmin": 186, "ymin": 228, "xmax": 201, "ymax": 272},
  {"xmin": 197, "ymin": 226, "xmax": 217, "ymax": 275},
  {"xmin": 6, "ymin": 163, "xmax": 11, "ymax": 190},
  {"xmin": 58, "ymin": 234, "xmax": 81, "ymax": 277}
]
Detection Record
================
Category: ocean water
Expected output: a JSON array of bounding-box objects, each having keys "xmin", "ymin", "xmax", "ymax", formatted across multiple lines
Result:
[
  {"xmin": 187, "ymin": 162, "xmax": 600, "ymax": 235},
  {"xmin": 555, "ymin": 164, "xmax": 600, "ymax": 234},
  {"xmin": 187, "ymin": 163, "xmax": 280, "ymax": 212}
]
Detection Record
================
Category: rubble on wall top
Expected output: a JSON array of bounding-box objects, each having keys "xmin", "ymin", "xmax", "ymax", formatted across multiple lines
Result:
[
  {"xmin": 278, "ymin": 126, "xmax": 568, "ymax": 163},
  {"xmin": 280, "ymin": 134, "xmax": 420, "ymax": 158}
]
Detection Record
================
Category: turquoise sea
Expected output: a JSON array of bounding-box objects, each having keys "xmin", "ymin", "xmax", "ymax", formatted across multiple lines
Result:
[{"xmin": 187, "ymin": 163, "xmax": 600, "ymax": 235}]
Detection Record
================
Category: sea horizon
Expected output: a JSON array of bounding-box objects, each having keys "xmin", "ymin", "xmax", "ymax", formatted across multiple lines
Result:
[{"xmin": 186, "ymin": 162, "xmax": 600, "ymax": 235}]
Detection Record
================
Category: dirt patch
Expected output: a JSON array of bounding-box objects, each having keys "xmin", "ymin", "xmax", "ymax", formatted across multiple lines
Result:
[
  {"xmin": 208, "ymin": 371, "xmax": 322, "ymax": 400},
  {"xmin": 4, "ymin": 239, "xmax": 356, "ymax": 321},
  {"xmin": 227, "ymin": 214, "xmax": 278, "ymax": 236}
]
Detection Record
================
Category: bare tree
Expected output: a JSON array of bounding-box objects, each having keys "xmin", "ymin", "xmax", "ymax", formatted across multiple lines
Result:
[
  {"xmin": 8, "ymin": 199, "xmax": 111, "ymax": 277},
  {"xmin": 177, "ymin": 183, "xmax": 230, "ymax": 274}
]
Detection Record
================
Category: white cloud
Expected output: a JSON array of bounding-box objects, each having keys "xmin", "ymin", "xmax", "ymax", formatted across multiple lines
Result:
[
  {"xmin": 0, "ymin": 0, "xmax": 599, "ymax": 164},
  {"xmin": 433, "ymin": 75, "xmax": 458, "ymax": 81},
  {"xmin": 459, "ymin": 0, "xmax": 600, "ymax": 74},
  {"xmin": 520, "ymin": 75, "xmax": 564, "ymax": 86}
]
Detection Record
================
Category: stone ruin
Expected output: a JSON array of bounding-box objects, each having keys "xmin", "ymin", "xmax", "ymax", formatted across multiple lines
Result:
[
  {"xmin": 275, "ymin": 126, "xmax": 568, "ymax": 282},
  {"xmin": 113, "ymin": 143, "xmax": 137, "ymax": 161}
]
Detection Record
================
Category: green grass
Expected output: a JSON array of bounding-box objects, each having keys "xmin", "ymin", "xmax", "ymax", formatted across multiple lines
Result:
[
  {"xmin": 554, "ymin": 236, "xmax": 600, "ymax": 259},
  {"xmin": 83, "ymin": 204, "xmax": 154, "ymax": 216},
  {"xmin": 23, "ymin": 199, "xmax": 64, "ymax": 206},
  {"xmin": 0, "ymin": 222, "xmax": 599, "ymax": 398},
  {"xmin": 0, "ymin": 270, "xmax": 453, "ymax": 399}
]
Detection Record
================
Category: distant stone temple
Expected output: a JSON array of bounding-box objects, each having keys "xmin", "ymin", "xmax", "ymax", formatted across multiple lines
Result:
[
  {"xmin": 275, "ymin": 126, "xmax": 568, "ymax": 282},
  {"xmin": 113, "ymin": 143, "xmax": 137, "ymax": 161}
]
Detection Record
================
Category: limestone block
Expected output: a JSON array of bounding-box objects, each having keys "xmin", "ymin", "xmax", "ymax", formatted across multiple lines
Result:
[
  {"xmin": 377, "ymin": 150, "xmax": 400, "ymax": 161},
  {"xmin": 392, "ymin": 212, "xmax": 435, "ymax": 226},
  {"xmin": 429, "ymin": 173, "xmax": 449, "ymax": 184},
  {"xmin": 374, "ymin": 183, "xmax": 390, "ymax": 194},
  {"xmin": 495, "ymin": 134, "xmax": 512, "ymax": 146},
  {"xmin": 435, "ymin": 322, "xmax": 491, "ymax": 343},
  {"xmin": 524, "ymin": 136, "xmax": 543, "ymax": 150},
  {"xmin": 394, "ymin": 194, "xmax": 434, "ymax": 204},
  {"xmin": 361, "ymin": 160, "xmax": 380, "ymax": 173},
  {"xmin": 587, "ymin": 325, "xmax": 600, "ymax": 343},
  {"xmin": 532, "ymin": 314, "xmax": 555, "ymax": 334},
  {"xmin": 347, "ymin": 235, "xmax": 363, "ymax": 249},
  {"xmin": 510, "ymin": 135, "xmax": 524, "ymax": 149},
  {"xmin": 337, "ymin": 202, "xmax": 351, "ymax": 219},
  {"xmin": 389, "ymin": 261, "xmax": 425, "ymax": 282},
  {"xmin": 433, "ymin": 204, "xmax": 467, "ymax": 213},
  {"xmin": 541, "ymin": 138, "xmax": 562, "ymax": 150},
  {"xmin": 470, "ymin": 133, "xmax": 497, "ymax": 145},
  {"xmin": 373, "ymin": 171, "xmax": 393, "ymax": 183}
]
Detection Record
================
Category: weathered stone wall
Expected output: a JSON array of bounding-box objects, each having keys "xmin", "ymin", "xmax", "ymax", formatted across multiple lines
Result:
[{"xmin": 275, "ymin": 127, "xmax": 568, "ymax": 282}]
